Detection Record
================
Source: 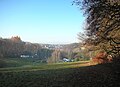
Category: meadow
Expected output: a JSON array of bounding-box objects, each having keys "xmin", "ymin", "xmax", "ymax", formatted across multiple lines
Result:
[{"xmin": 0, "ymin": 58, "xmax": 119, "ymax": 87}]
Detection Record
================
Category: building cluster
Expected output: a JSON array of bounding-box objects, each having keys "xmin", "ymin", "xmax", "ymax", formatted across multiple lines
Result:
[{"xmin": 40, "ymin": 44, "xmax": 65, "ymax": 50}]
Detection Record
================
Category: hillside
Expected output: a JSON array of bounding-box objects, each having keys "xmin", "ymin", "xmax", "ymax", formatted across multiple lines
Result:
[{"xmin": 0, "ymin": 61, "xmax": 120, "ymax": 87}]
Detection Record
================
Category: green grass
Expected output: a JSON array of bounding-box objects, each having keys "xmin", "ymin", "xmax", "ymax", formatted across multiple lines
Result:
[
  {"xmin": 0, "ymin": 58, "xmax": 119, "ymax": 87},
  {"xmin": 0, "ymin": 61, "xmax": 89, "ymax": 72},
  {"xmin": 0, "ymin": 60, "xmax": 90, "ymax": 87},
  {"xmin": 0, "ymin": 58, "xmax": 45, "ymax": 68}
]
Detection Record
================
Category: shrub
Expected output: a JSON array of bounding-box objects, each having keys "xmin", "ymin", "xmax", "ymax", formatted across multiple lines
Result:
[
  {"xmin": 91, "ymin": 51, "xmax": 113, "ymax": 65},
  {"xmin": 0, "ymin": 59, "xmax": 6, "ymax": 68}
]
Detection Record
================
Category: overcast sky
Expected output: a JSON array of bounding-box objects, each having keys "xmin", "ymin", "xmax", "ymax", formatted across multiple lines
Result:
[{"xmin": 0, "ymin": 0, "xmax": 85, "ymax": 44}]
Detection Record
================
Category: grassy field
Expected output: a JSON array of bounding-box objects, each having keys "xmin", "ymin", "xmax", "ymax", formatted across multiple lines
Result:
[
  {"xmin": 0, "ymin": 58, "xmax": 119, "ymax": 87},
  {"xmin": 0, "ymin": 61, "xmax": 89, "ymax": 72},
  {"xmin": 0, "ymin": 58, "xmax": 45, "ymax": 68}
]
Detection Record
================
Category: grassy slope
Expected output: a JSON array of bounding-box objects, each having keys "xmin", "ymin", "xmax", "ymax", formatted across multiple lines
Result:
[
  {"xmin": 0, "ymin": 59, "xmax": 120, "ymax": 87},
  {"xmin": 0, "ymin": 61, "xmax": 89, "ymax": 72},
  {"xmin": 0, "ymin": 58, "xmax": 44, "ymax": 68}
]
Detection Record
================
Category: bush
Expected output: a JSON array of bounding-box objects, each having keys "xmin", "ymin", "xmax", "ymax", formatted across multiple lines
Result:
[
  {"xmin": 0, "ymin": 59, "xmax": 6, "ymax": 68},
  {"xmin": 91, "ymin": 52, "xmax": 113, "ymax": 65}
]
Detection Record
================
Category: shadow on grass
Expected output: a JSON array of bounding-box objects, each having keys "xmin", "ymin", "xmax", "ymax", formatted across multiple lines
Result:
[
  {"xmin": 0, "ymin": 61, "xmax": 89, "ymax": 72},
  {"xmin": 0, "ymin": 62, "xmax": 120, "ymax": 87}
]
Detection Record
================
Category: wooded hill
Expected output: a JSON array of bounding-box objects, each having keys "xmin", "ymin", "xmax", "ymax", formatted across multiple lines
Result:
[{"xmin": 0, "ymin": 36, "xmax": 90, "ymax": 63}]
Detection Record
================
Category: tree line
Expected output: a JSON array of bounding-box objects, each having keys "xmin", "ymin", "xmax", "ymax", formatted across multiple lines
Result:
[
  {"xmin": 0, "ymin": 36, "xmax": 90, "ymax": 63},
  {"xmin": 74, "ymin": 0, "xmax": 120, "ymax": 63}
]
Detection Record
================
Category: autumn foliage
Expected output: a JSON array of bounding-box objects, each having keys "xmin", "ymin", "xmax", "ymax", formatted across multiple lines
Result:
[
  {"xmin": 91, "ymin": 52, "xmax": 113, "ymax": 64},
  {"xmin": 11, "ymin": 36, "xmax": 22, "ymax": 42}
]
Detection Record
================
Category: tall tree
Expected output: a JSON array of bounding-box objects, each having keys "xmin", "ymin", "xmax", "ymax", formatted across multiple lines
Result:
[
  {"xmin": 74, "ymin": 0, "xmax": 120, "ymax": 57},
  {"xmin": 47, "ymin": 50, "xmax": 61, "ymax": 63},
  {"xmin": 37, "ymin": 49, "xmax": 53, "ymax": 60}
]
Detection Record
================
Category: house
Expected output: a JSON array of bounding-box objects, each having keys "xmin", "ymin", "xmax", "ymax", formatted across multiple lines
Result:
[
  {"xmin": 63, "ymin": 58, "xmax": 70, "ymax": 62},
  {"xmin": 20, "ymin": 55, "xmax": 30, "ymax": 58}
]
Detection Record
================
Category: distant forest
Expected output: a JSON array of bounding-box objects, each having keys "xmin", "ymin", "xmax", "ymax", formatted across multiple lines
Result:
[{"xmin": 0, "ymin": 36, "xmax": 90, "ymax": 63}]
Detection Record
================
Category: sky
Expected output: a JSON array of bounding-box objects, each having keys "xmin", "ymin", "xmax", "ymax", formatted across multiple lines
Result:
[{"xmin": 0, "ymin": 0, "xmax": 85, "ymax": 44}]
